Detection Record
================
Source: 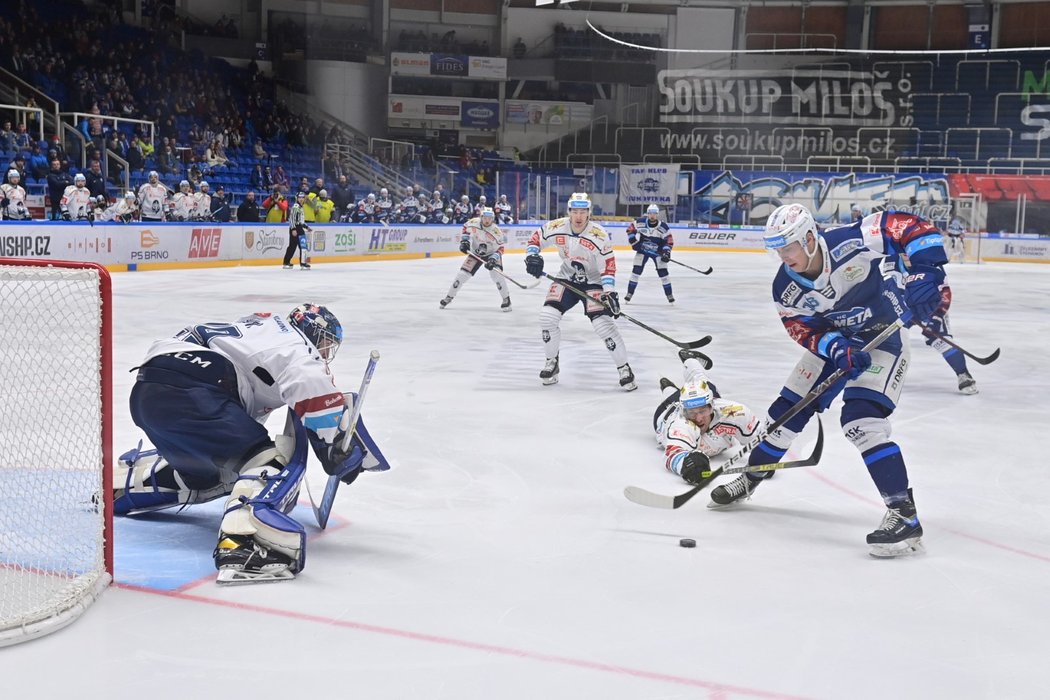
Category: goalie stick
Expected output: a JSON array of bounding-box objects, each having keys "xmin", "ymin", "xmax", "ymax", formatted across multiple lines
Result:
[
  {"xmin": 667, "ymin": 257, "xmax": 713, "ymax": 276},
  {"xmin": 918, "ymin": 322, "xmax": 1000, "ymax": 365},
  {"xmin": 542, "ymin": 273, "xmax": 712, "ymax": 350},
  {"xmin": 624, "ymin": 319, "xmax": 905, "ymax": 509},
  {"xmin": 304, "ymin": 350, "xmax": 380, "ymax": 529},
  {"xmin": 467, "ymin": 251, "xmax": 542, "ymax": 289}
]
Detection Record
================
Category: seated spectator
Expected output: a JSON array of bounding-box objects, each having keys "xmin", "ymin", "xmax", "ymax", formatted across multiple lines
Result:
[
  {"xmin": 205, "ymin": 139, "xmax": 229, "ymax": 169},
  {"xmin": 157, "ymin": 144, "xmax": 179, "ymax": 175},
  {"xmin": 127, "ymin": 135, "xmax": 145, "ymax": 172},
  {"xmin": 0, "ymin": 122, "xmax": 14, "ymax": 151},
  {"xmin": 13, "ymin": 123, "xmax": 32, "ymax": 150},
  {"xmin": 236, "ymin": 191, "xmax": 260, "ymax": 222},
  {"xmin": 253, "ymin": 140, "xmax": 268, "ymax": 160},
  {"xmin": 272, "ymin": 164, "xmax": 289, "ymax": 190},
  {"xmin": 250, "ymin": 163, "xmax": 267, "ymax": 190}
]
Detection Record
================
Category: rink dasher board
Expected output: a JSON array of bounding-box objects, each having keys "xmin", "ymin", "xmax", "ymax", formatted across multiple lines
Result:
[{"xmin": 0, "ymin": 222, "xmax": 1046, "ymax": 269}]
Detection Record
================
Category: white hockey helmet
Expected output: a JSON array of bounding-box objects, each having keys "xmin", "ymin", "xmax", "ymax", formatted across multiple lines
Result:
[
  {"xmin": 180, "ymin": 179, "xmax": 190, "ymax": 190},
  {"xmin": 96, "ymin": 194, "xmax": 107, "ymax": 205},
  {"xmin": 148, "ymin": 170, "xmax": 159, "ymax": 181},
  {"xmin": 480, "ymin": 207, "xmax": 495, "ymax": 222},
  {"xmin": 124, "ymin": 191, "xmax": 136, "ymax": 200},
  {"xmin": 74, "ymin": 173, "xmax": 87, "ymax": 184},
  {"xmin": 680, "ymin": 379, "xmax": 714, "ymax": 410},
  {"xmin": 764, "ymin": 203, "xmax": 817, "ymax": 253},
  {"xmin": 380, "ymin": 187, "xmax": 388, "ymax": 196},
  {"xmin": 567, "ymin": 192, "xmax": 591, "ymax": 211},
  {"xmin": 461, "ymin": 195, "xmax": 469, "ymax": 203},
  {"xmin": 479, "ymin": 195, "xmax": 487, "ymax": 203},
  {"xmin": 7, "ymin": 168, "xmax": 19, "ymax": 180},
  {"xmin": 199, "ymin": 180, "xmax": 210, "ymax": 190},
  {"xmin": 646, "ymin": 204, "xmax": 660, "ymax": 216},
  {"xmin": 367, "ymin": 193, "xmax": 376, "ymax": 202}
]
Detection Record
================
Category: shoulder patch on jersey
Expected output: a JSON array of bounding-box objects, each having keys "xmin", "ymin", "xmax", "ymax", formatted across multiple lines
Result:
[
  {"xmin": 588, "ymin": 225, "xmax": 608, "ymax": 240},
  {"xmin": 841, "ymin": 264, "xmax": 866, "ymax": 281},
  {"xmin": 829, "ymin": 239, "xmax": 862, "ymax": 262},
  {"xmin": 720, "ymin": 404, "xmax": 746, "ymax": 417}
]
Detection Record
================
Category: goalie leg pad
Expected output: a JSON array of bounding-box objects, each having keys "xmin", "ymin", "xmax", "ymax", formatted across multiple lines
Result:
[
  {"xmin": 113, "ymin": 442, "xmax": 231, "ymax": 515},
  {"xmin": 217, "ymin": 447, "xmax": 307, "ymax": 574}
]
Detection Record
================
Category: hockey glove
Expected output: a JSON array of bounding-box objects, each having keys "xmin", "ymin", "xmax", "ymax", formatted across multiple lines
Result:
[
  {"xmin": 459, "ymin": 239, "xmax": 471, "ymax": 254},
  {"xmin": 660, "ymin": 250, "xmax": 671, "ymax": 263},
  {"xmin": 0, "ymin": 197, "xmax": 9, "ymax": 209},
  {"xmin": 602, "ymin": 291, "xmax": 621, "ymax": 318},
  {"xmin": 525, "ymin": 254, "xmax": 544, "ymax": 278},
  {"xmin": 827, "ymin": 336, "xmax": 871, "ymax": 380},
  {"xmin": 484, "ymin": 254, "xmax": 500, "ymax": 270},
  {"xmin": 61, "ymin": 210, "xmax": 72, "ymax": 221},
  {"xmin": 630, "ymin": 239, "xmax": 641, "ymax": 252},
  {"xmin": 903, "ymin": 264, "xmax": 946, "ymax": 324},
  {"xmin": 680, "ymin": 451, "xmax": 711, "ymax": 485}
]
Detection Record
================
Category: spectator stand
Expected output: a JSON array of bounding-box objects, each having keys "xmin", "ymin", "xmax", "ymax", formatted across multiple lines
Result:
[
  {"xmin": 0, "ymin": 103, "xmax": 45, "ymax": 145},
  {"xmin": 0, "ymin": 67, "xmax": 61, "ymax": 139}
]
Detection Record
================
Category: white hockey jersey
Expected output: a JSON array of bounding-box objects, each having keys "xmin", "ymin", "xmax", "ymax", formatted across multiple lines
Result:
[
  {"xmin": 171, "ymin": 192, "xmax": 196, "ymax": 221},
  {"xmin": 60, "ymin": 185, "xmax": 93, "ymax": 220},
  {"xmin": 0, "ymin": 183, "xmax": 29, "ymax": 219},
  {"xmin": 110, "ymin": 197, "xmax": 138, "ymax": 222},
  {"xmin": 137, "ymin": 182, "xmax": 169, "ymax": 220},
  {"xmin": 461, "ymin": 216, "xmax": 505, "ymax": 259},
  {"xmin": 192, "ymin": 192, "xmax": 212, "ymax": 220},
  {"xmin": 527, "ymin": 217, "xmax": 617, "ymax": 291},
  {"xmin": 141, "ymin": 312, "xmax": 346, "ymax": 444}
]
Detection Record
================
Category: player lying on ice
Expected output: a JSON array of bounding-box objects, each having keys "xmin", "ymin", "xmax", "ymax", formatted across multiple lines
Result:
[
  {"xmin": 113, "ymin": 304, "xmax": 389, "ymax": 584},
  {"xmin": 654, "ymin": 349, "xmax": 761, "ymax": 485}
]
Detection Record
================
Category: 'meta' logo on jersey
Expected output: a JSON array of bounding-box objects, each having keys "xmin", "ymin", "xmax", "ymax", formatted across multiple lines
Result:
[{"xmin": 189, "ymin": 228, "xmax": 222, "ymax": 258}]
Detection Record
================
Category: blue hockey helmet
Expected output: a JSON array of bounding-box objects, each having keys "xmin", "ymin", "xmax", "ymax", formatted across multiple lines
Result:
[{"xmin": 289, "ymin": 304, "xmax": 343, "ymax": 362}]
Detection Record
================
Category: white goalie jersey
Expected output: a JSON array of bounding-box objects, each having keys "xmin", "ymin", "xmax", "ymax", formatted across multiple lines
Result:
[{"xmin": 141, "ymin": 313, "xmax": 346, "ymax": 442}]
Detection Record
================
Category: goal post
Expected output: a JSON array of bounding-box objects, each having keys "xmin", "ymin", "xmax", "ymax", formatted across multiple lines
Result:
[{"xmin": 0, "ymin": 258, "xmax": 113, "ymax": 647}]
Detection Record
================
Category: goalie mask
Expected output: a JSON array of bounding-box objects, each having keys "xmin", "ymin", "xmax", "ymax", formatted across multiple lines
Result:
[{"xmin": 289, "ymin": 304, "xmax": 343, "ymax": 363}]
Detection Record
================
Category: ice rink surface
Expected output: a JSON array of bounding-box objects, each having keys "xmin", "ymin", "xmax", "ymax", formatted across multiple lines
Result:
[{"xmin": 3, "ymin": 250, "xmax": 1049, "ymax": 699}]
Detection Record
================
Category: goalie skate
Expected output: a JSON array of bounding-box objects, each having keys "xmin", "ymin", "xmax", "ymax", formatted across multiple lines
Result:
[{"xmin": 214, "ymin": 535, "xmax": 297, "ymax": 585}]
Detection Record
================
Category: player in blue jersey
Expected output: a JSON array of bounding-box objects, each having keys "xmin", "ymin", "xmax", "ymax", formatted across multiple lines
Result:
[
  {"xmin": 624, "ymin": 204, "xmax": 675, "ymax": 304},
  {"xmin": 710, "ymin": 204, "xmax": 950, "ymax": 557}
]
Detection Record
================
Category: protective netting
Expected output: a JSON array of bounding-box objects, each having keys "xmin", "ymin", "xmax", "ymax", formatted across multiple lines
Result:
[{"xmin": 0, "ymin": 263, "xmax": 110, "ymax": 646}]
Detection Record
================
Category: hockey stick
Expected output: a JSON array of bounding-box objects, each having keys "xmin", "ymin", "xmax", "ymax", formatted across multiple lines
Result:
[
  {"xmin": 705, "ymin": 416, "xmax": 824, "ymax": 477},
  {"xmin": 918, "ymin": 323, "xmax": 1000, "ymax": 365},
  {"xmin": 624, "ymin": 319, "xmax": 905, "ymax": 509},
  {"xmin": 304, "ymin": 350, "xmax": 380, "ymax": 529},
  {"xmin": 667, "ymin": 257, "xmax": 713, "ymax": 275},
  {"xmin": 542, "ymin": 273, "xmax": 713, "ymax": 350},
  {"xmin": 467, "ymin": 251, "xmax": 542, "ymax": 289}
]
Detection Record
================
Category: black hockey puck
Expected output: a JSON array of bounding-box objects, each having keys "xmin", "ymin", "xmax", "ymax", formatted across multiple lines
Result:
[{"xmin": 679, "ymin": 538, "xmax": 696, "ymax": 548}]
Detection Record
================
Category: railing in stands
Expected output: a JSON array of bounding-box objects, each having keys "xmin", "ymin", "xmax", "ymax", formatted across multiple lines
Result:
[
  {"xmin": 60, "ymin": 112, "xmax": 156, "ymax": 148},
  {"xmin": 104, "ymin": 150, "xmax": 130, "ymax": 194},
  {"xmin": 61, "ymin": 123, "xmax": 89, "ymax": 170},
  {"xmin": 0, "ymin": 104, "xmax": 44, "ymax": 144},
  {"xmin": 0, "ymin": 67, "xmax": 59, "ymax": 140}
]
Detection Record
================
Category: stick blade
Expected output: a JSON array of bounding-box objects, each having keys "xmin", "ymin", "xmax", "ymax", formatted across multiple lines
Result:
[
  {"xmin": 682, "ymin": 335, "xmax": 713, "ymax": 350},
  {"xmin": 623, "ymin": 485, "xmax": 678, "ymax": 509},
  {"xmin": 974, "ymin": 347, "xmax": 1000, "ymax": 365}
]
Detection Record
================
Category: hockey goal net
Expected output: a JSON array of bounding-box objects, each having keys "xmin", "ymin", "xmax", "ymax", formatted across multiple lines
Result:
[{"xmin": 0, "ymin": 258, "xmax": 112, "ymax": 646}]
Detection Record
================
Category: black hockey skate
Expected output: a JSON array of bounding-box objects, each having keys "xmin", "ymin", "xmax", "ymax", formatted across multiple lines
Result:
[
  {"xmin": 299, "ymin": 262, "xmax": 311, "ymax": 270},
  {"xmin": 623, "ymin": 293, "xmax": 633, "ymax": 302},
  {"xmin": 540, "ymin": 356, "xmax": 559, "ymax": 385},
  {"xmin": 439, "ymin": 295, "xmax": 453, "ymax": 309},
  {"xmin": 618, "ymin": 363, "xmax": 637, "ymax": 391},
  {"xmin": 214, "ymin": 535, "xmax": 297, "ymax": 585},
  {"xmin": 957, "ymin": 372, "xmax": 978, "ymax": 395},
  {"xmin": 666, "ymin": 295, "xmax": 675, "ymax": 304},
  {"xmin": 708, "ymin": 474, "xmax": 764, "ymax": 509},
  {"xmin": 867, "ymin": 489, "xmax": 924, "ymax": 558},
  {"xmin": 501, "ymin": 298, "xmax": 512, "ymax": 312}
]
